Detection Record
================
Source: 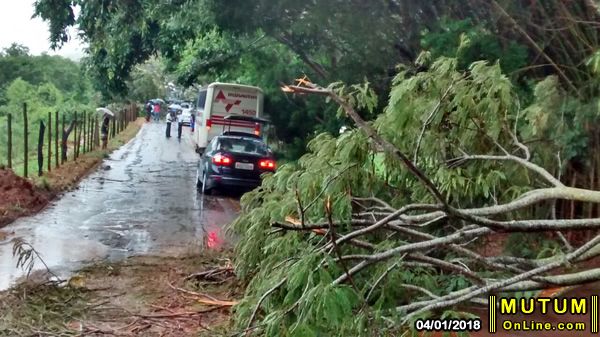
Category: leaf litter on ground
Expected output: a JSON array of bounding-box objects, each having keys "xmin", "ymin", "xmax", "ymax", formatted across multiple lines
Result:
[{"xmin": 0, "ymin": 250, "xmax": 242, "ymax": 337}]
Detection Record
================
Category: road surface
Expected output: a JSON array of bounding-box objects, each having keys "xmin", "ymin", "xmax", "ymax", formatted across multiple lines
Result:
[{"xmin": 0, "ymin": 122, "xmax": 240, "ymax": 289}]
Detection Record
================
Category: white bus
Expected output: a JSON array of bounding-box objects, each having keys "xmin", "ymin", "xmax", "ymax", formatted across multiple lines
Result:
[{"xmin": 194, "ymin": 82, "xmax": 264, "ymax": 151}]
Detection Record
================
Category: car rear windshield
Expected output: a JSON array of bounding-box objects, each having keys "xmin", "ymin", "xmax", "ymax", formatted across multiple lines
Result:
[{"xmin": 218, "ymin": 137, "xmax": 270, "ymax": 156}]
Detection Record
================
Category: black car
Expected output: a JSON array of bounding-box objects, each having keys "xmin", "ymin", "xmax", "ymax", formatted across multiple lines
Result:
[{"xmin": 197, "ymin": 132, "xmax": 276, "ymax": 193}]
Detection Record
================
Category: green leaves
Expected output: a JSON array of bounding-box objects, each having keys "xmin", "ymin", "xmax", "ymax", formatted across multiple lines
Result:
[{"xmin": 228, "ymin": 52, "xmax": 600, "ymax": 335}]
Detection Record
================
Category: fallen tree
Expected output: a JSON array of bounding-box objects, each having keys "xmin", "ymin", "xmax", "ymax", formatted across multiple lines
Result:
[{"xmin": 232, "ymin": 57, "xmax": 600, "ymax": 336}]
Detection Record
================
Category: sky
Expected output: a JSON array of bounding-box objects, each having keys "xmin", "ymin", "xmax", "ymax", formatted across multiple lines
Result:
[{"xmin": 0, "ymin": 0, "xmax": 86, "ymax": 60}]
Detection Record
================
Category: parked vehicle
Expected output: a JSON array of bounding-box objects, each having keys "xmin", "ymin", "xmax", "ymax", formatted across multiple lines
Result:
[
  {"xmin": 194, "ymin": 82, "xmax": 264, "ymax": 152},
  {"xmin": 168, "ymin": 103, "xmax": 182, "ymax": 115},
  {"xmin": 197, "ymin": 131, "xmax": 276, "ymax": 193},
  {"xmin": 180, "ymin": 109, "xmax": 193, "ymax": 126},
  {"xmin": 179, "ymin": 102, "xmax": 194, "ymax": 126}
]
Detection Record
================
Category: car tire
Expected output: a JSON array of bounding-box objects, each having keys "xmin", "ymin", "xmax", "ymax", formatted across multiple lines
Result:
[{"xmin": 199, "ymin": 170, "xmax": 216, "ymax": 195}]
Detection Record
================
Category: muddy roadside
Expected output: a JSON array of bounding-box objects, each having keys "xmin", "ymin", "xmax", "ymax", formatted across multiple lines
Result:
[
  {"xmin": 0, "ymin": 249, "xmax": 240, "ymax": 337},
  {"xmin": 0, "ymin": 118, "xmax": 145, "ymax": 229}
]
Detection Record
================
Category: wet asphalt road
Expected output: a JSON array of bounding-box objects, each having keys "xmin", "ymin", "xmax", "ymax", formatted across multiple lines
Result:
[{"xmin": 0, "ymin": 122, "xmax": 240, "ymax": 289}]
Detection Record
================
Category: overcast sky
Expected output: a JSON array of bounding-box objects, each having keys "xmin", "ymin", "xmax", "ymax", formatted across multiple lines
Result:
[{"xmin": 0, "ymin": 0, "xmax": 85, "ymax": 60}]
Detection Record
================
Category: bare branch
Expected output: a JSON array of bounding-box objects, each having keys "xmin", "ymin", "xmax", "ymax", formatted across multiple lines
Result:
[
  {"xmin": 401, "ymin": 234, "xmax": 600, "ymax": 322},
  {"xmin": 333, "ymin": 227, "xmax": 492, "ymax": 284},
  {"xmin": 449, "ymin": 154, "xmax": 564, "ymax": 187}
]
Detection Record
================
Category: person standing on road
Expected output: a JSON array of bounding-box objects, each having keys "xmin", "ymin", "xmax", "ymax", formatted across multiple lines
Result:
[
  {"xmin": 177, "ymin": 111, "xmax": 184, "ymax": 140},
  {"xmin": 145, "ymin": 102, "xmax": 152, "ymax": 122},
  {"xmin": 190, "ymin": 112, "xmax": 195, "ymax": 133},
  {"xmin": 153, "ymin": 103, "xmax": 161, "ymax": 121},
  {"xmin": 101, "ymin": 114, "xmax": 110, "ymax": 149},
  {"xmin": 165, "ymin": 111, "xmax": 173, "ymax": 138}
]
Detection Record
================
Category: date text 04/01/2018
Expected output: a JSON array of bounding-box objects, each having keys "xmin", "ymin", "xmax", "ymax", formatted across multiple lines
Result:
[{"xmin": 415, "ymin": 319, "xmax": 482, "ymax": 332}]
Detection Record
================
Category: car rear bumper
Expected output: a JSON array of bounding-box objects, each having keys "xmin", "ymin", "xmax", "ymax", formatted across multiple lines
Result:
[{"xmin": 209, "ymin": 175, "xmax": 261, "ymax": 189}]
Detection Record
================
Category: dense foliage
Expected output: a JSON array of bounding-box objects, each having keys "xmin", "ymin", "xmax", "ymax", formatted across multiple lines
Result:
[{"xmin": 230, "ymin": 55, "xmax": 600, "ymax": 335}]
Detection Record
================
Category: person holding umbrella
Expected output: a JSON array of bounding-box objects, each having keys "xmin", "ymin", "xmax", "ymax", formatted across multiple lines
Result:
[
  {"xmin": 145, "ymin": 101, "xmax": 152, "ymax": 122},
  {"xmin": 101, "ymin": 114, "xmax": 111, "ymax": 149},
  {"xmin": 95, "ymin": 108, "xmax": 114, "ymax": 149},
  {"xmin": 177, "ymin": 109, "xmax": 184, "ymax": 140},
  {"xmin": 152, "ymin": 98, "xmax": 165, "ymax": 121}
]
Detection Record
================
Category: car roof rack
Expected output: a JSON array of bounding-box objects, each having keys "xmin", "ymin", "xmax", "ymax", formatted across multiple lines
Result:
[{"xmin": 223, "ymin": 114, "xmax": 270, "ymax": 124}]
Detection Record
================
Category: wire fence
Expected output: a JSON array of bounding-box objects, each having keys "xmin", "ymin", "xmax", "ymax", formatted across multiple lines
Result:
[{"xmin": 0, "ymin": 103, "xmax": 139, "ymax": 178}]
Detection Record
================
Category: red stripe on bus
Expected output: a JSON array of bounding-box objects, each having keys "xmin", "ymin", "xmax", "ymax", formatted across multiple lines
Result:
[
  {"xmin": 210, "ymin": 120, "xmax": 255, "ymax": 127},
  {"xmin": 211, "ymin": 115, "xmax": 258, "ymax": 120}
]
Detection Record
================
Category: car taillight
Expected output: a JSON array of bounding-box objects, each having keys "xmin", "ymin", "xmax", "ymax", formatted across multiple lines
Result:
[
  {"xmin": 259, "ymin": 159, "xmax": 276, "ymax": 170},
  {"xmin": 206, "ymin": 119, "xmax": 212, "ymax": 129},
  {"xmin": 213, "ymin": 153, "xmax": 232, "ymax": 166},
  {"xmin": 254, "ymin": 123, "xmax": 260, "ymax": 136}
]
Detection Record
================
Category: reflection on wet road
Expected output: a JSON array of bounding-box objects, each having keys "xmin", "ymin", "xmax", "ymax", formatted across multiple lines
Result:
[{"xmin": 0, "ymin": 122, "xmax": 240, "ymax": 289}]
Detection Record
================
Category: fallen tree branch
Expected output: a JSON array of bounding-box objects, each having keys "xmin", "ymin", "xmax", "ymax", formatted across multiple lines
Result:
[
  {"xmin": 401, "ymin": 234, "xmax": 600, "ymax": 322},
  {"xmin": 245, "ymin": 279, "xmax": 287, "ymax": 336},
  {"xmin": 285, "ymin": 83, "xmax": 448, "ymax": 205}
]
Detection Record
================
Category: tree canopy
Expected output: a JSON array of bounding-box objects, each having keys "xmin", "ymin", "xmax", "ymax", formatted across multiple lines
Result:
[{"xmin": 32, "ymin": 0, "xmax": 600, "ymax": 156}]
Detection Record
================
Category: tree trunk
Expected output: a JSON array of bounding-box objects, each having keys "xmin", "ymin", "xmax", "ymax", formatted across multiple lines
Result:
[{"xmin": 61, "ymin": 119, "xmax": 75, "ymax": 163}]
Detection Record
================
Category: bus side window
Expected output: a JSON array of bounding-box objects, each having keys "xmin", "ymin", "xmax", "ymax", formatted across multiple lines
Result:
[{"xmin": 197, "ymin": 90, "xmax": 207, "ymax": 111}]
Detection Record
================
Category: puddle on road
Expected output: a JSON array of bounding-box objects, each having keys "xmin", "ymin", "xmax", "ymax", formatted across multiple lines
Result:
[{"xmin": 0, "ymin": 123, "xmax": 240, "ymax": 290}]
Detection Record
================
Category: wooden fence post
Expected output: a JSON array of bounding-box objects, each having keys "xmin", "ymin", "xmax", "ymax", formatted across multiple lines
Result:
[
  {"xmin": 54, "ymin": 111, "xmax": 59, "ymax": 168},
  {"xmin": 109, "ymin": 118, "xmax": 114, "ymax": 139},
  {"xmin": 7, "ymin": 113, "xmax": 11, "ymax": 169},
  {"xmin": 94, "ymin": 116, "xmax": 100, "ymax": 147},
  {"xmin": 61, "ymin": 117, "xmax": 75, "ymax": 163},
  {"xmin": 38, "ymin": 121, "xmax": 45, "ymax": 176},
  {"xmin": 90, "ymin": 114, "xmax": 94, "ymax": 151},
  {"xmin": 86, "ymin": 113, "xmax": 90, "ymax": 152},
  {"xmin": 61, "ymin": 113, "xmax": 65, "ymax": 164},
  {"xmin": 23, "ymin": 103, "xmax": 28, "ymax": 178},
  {"xmin": 73, "ymin": 112, "xmax": 78, "ymax": 161},
  {"xmin": 78, "ymin": 117, "xmax": 82, "ymax": 159},
  {"xmin": 82, "ymin": 112, "xmax": 87, "ymax": 153},
  {"xmin": 47, "ymin": 111, "xmax": 51, "ymax": 172},
  {"xmin": 89, "ymin": 117, "xmax": 94, "ymax": 150}
]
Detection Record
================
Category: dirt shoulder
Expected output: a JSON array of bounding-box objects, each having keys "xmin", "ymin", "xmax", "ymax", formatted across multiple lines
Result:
[
  {"xmin": 0, "ymin": 250, "xmax": 240, "ymax": 337},
  {"xmin": 0, "ymin": 118, "xmax": 145, "ymax": 228}
]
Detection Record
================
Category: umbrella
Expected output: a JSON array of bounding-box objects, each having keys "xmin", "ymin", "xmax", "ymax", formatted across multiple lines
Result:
[
  {"xmin": 96, "ymin": 107, "xmax": 115, "ymax": 117},
  {"xmin": 151, "ymin": 98, "xmax": 165, "ymax": 104}
]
